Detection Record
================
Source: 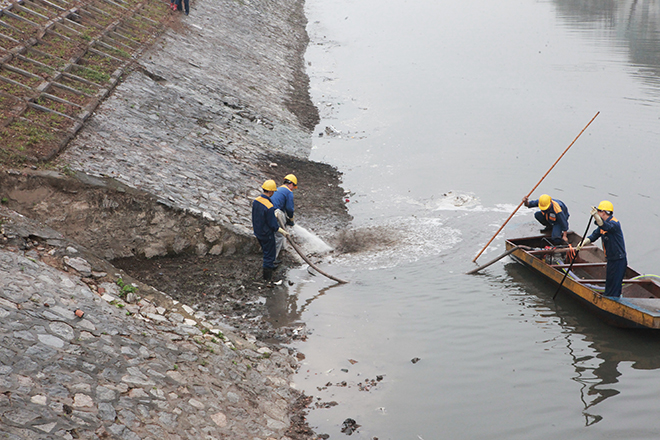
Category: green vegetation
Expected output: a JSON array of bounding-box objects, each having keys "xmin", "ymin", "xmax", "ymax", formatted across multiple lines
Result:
[
  {"xmin": 59, "ymin": 163, "xmax": 75, "ymax": 176},
  {"xmin": 0, "ymin": 0, "xmax": 171, "ymax": 166},
  {"xmin": 116, "ymin": 277, "xmax": 138, "ymax": 298},
  {"xmin": 71, "ymin": 65, "xmax": 110, "ymax": 85}
]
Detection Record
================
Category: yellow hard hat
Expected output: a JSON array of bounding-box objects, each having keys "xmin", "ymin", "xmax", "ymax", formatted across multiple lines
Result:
[
  {"xmin": 538, "ymin": 194, "xmax": 552, "ymax": 211},
  {"xmin": 284, "ymin": 174, "xmax": 298, "ymax": 187},
  {"xmin": 597, "ymin": 200, "xmax": 614, "ymax": 212},
  {"xmin": 262, "ymin": 179, "xmax": 277, "ymax": 192}
]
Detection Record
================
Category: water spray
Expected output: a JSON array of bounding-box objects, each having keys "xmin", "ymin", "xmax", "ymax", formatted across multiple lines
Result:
[{"xmin": 282, "ymin": 224, "xmax": 347, "ymax": 284}]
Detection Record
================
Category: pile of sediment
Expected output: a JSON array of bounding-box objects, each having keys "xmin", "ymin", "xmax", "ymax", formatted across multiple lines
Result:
[{"xmin": 0, "ymin": 0, "xmax": 350, "ymax": 438}]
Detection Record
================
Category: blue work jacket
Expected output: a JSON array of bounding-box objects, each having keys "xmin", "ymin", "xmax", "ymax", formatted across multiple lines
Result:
[
  {"xmin": 252, "ymin": 194, "xmax": 279, "ymax": 240},
  {"xmin": 528, "ymin": 198, "xmax": 570, "ymax": 232},
  {"xmin": 270, "ymin": 185, "xmax": 295, "ymax": 218},
  {"xmin": 588, "ymin": 215, "xmax": 627, "ymax": 261}
]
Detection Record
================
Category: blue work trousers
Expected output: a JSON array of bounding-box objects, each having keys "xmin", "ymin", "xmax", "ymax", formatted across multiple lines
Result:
[
  {"xmin": 257, "ymin": 235, "xmax": 276, "ymax": 269},
  {"xmin": 534, "ymin": 211, "xmax": 564, "ymax": 245},
  {"xmin": 175, "ymin": 0, "xmax": 189, "ymax": 14},
  {"xmin": 604, "ymin": 258, "xmax": 627, "ymax": 298}
]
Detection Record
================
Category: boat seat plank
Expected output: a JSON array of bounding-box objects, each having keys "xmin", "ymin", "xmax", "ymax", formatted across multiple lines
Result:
[
  {"xmin": 550, "ymin": 262, "xmax": 608, "ymax": 268},
  {"xmin": 527, "ymin": 245, "xmax": 598, "ymax": 256}
]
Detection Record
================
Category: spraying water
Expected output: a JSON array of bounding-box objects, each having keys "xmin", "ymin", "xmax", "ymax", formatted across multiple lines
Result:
[{"xmin": 291, "ymin": 224, "xmax": 332, "ymax": 254}]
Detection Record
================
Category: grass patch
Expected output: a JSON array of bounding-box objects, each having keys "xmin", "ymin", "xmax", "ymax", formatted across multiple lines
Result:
[
  {"xmin": 57, "ymin": 75, "xmax": 100, "ymax": 95},
  {"xmin": 0, "ymin": 94, "xmax": 25, "ymax": 117},
  {"xmin": 24, "ymin": 106, "xmax": 75, "ymax": 131},
  {"xmin": 70, "ymin": 64, "xmax": 111, "ymax": 84},
  {"xmin": 0, "ymin": 119, "xmax": 62, "ymax": 163},
  {"xmin": 0, "ymin": 0, "xmax": 174, "ymax": 165},
  {"xmin": 41, "ymin": 32, "xmax": 86, "ymax": 60},
  {"xmin": 35, "ymin": 94, "xmax": 83, "ymax": 117},
  {"xmin": 0, "ymin": 21, "xmax": 28, "ymax": 41},
  {"xmin": 12, "ymin": 6, "xmax": 52, "ymax": 26},
  {"xmin": 1, "ymin": 15, "xmax": 40, "ymax": 37},
  {"xmin": 8, "ymin": 57, "xmax": 56, "ymax": 80},
  {"xmin": 18, "ymin": 2, "xmax": 58, "ymax": 21},
  {"xmin": 80, "ymin": 51, "xmax": 123, "ymax": 76},
  {"xmin": 97, "ymin": 44, "xmax": 131, "ymax": 60},
  {"xmin": 26, "ymin": 48, "xmax": 68, "ymax": 70},
  {"xmin": 0, "ymin": 77, "xmax": 32, "ymax": 98},
  {"xmin": 47, "ymin": 84, "xmax": 90, "ymax": 106}
]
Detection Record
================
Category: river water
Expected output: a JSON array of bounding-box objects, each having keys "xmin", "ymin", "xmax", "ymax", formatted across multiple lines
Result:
[{"xmin": 284, "ymin": 0, "xmax": 660, "ymax": 438}]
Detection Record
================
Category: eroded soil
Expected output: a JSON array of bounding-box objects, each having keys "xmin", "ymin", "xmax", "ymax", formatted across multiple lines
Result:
[{"xmin": 112, "ymin": 152, "xmax": 351, "ymax": 343}]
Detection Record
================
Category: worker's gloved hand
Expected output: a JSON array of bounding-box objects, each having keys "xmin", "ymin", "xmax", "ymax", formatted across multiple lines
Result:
[
  {"xmin": 277, "ymin": 227, "xmax": 289, "ymax": 236},
  {"xmin": 576, "ymin": 238, "xmax": 591, "ymax": 251},
  {"xmin": 286, "ymin": 216, "xmax": 295, "ymax": 226},
  {"xmin": 522, "ymin": 196, "xmax": 529, "ymax": 207},
  {"xmin": 590, "ymin": 206, "xmax": 598, "ymax": 217},
  {"xmin": 593, "ymin": 213, "xmax": 604, "ymax": 226}
]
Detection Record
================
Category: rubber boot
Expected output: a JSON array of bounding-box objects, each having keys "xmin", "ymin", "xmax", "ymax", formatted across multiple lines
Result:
[{"xmin": 263, "ymin": 267, "xmax": 274, "ymax": 282}]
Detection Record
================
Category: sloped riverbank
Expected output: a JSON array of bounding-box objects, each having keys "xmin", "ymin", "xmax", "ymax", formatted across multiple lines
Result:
[{"xmin": 0, "ymin": 0, "xmax": 351, "ymax": 437}]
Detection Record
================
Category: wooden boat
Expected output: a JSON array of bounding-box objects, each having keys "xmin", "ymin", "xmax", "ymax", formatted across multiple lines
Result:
[{"xmin": 505, "ymin": 231, "xmax": 660, "ymax": 329}]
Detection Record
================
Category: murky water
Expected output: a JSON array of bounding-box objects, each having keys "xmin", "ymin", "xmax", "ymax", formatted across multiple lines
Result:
[{"xmin": 285, "ymin": 0, "xmax": 660, "ymax": 438}]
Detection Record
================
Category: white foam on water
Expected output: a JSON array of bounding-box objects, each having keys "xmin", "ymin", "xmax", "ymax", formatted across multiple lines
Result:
[
  {"xmin": 331, "ymin": 216, "xmax": 461, "ymax": 270},
  {"xmin": 291, "ymin": 224, "xmax": 333, "ymax": 254},
  {"xmin": 386, "ymin": 191, "xmax": 522, "ymax": 214}
]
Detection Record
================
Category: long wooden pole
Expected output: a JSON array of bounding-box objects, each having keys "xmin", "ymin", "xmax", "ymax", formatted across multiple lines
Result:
[
  {"xmin": 466, "ymin": 246, "xmax": 522, "ymax": 275},
  {"xmin": 472, "ymin": 111, "xmax": 600, "ymax": 263}
]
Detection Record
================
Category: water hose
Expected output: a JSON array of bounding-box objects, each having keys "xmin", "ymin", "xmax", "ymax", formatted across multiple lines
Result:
[
  {"xmin": 277, "ymin": 215, "xmax": 348, "ymax": 284},
  {"xmin": 284, "ymin": 235, "xmax": 348, "ymax": 284}
]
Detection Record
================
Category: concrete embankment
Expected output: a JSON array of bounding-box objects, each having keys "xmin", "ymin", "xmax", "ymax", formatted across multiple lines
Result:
[{"xmin": 0, "ymin": 0, "xmax": 348, "ymax": 437}]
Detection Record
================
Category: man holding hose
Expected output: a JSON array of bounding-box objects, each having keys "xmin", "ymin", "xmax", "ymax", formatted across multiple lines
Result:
[{"xmin": 270, "ymin": 174, "xmax": 297, "ymax": 264}]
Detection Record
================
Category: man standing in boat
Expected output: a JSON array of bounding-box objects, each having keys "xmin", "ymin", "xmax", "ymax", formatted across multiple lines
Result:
[
  {"xmin": 577, "ymin": 201, "xmax": 627, "ymax": 298},
  {"xmin": 522, "ymin": 194, "xmax": 570, "ymax": 245}
]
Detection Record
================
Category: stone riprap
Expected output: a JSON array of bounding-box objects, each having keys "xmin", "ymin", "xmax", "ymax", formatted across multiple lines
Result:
[{"xmin": 0, "ymin": 223, "xmax": 302, "ymax": 439}]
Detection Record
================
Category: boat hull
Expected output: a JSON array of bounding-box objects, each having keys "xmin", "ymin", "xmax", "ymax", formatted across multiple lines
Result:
[{"xmin": 506, "ymin": 234, "xmax": 660, "ymax": 329}]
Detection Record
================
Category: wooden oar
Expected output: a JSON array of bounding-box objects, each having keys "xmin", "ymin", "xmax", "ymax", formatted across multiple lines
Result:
[
  {"xmin": 553, "ymin": 216, "xmax": 593, "ymax": 300},
  {"xmin": 472, "ymin": 111, "xmax": 600, "ymax": 262}
]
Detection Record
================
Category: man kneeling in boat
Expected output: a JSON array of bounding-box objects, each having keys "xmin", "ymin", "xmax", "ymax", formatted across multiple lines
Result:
[
  {"xmin": 577, "ymin": 200, "xmax": 627, "ymax": 298},
  {"xmin": 522, "ymin": 194, "xmax": 569, "ymax": 245}
]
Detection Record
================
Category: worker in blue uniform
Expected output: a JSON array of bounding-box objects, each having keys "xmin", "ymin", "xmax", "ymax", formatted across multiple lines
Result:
[
  {"xmin": 523, "ymin": 194, "xmax": 570, "ymax": 245},
  {"xmin": 577, "ymin": 200, "xmax": 627, "ymax": 298},
  {"xmin": 270, "ymin": 174, "xmax": 297, "ymax": 263},
  {"xmin": 252, "ymin": 180, "xmax": 288, "ymax": 282}
]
